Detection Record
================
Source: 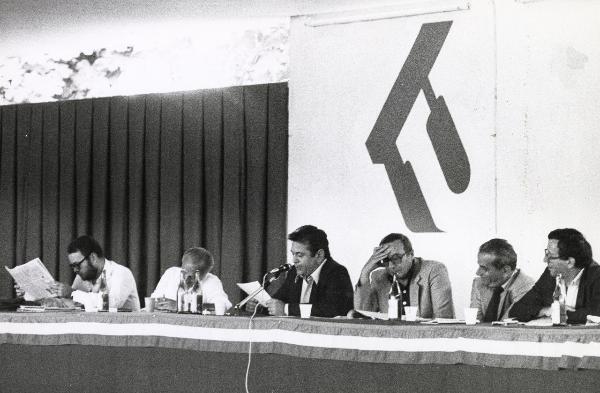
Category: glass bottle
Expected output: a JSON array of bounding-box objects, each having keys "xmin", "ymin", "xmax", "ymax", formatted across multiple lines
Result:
[
  {"xmin": 388, "ymin": 276, "xmax": 402, "ymax": 320},
  {"xmin": 195, "ymin": 271, "xmax": 204, "ymax": 314},
  {"xmin": 177, "ymin": 270, "xmax": 186, "ymax": 313},
  {"xmin": 551, "ymin": 274, "xmax": 567, "ymax": 325},
  {"xmin": 99, "ymin": 270, "xmax": 109, "ymax": 311}
]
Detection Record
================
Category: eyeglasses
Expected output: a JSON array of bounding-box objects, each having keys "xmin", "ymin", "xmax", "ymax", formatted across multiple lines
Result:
[
  {"xmin": 70, "ymin": 256, "xmax": 87, "ymax": 270},
  {"xmin": 388, "ymin": 253, "xmax": 406, "ymax": 265},
  {"xmin": 544, "ymin": 249, "xmax": 562, "ymax": 261}
]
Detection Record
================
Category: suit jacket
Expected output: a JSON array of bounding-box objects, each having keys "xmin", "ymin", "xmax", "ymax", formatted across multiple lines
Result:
[
  {"xmin": 270, "ymin": 258, "xmax": 354, "ymax": 317},
  {"xmin": 470, "ymin": 269, "xmax": 535, "ymax": 321},
  {"xmin": 509, "ymin": 262, "xmax": 600, "ymax": 324},
  {"xmin": 354, "ymin": 258, "xmax": 455, "ymax": 319}
]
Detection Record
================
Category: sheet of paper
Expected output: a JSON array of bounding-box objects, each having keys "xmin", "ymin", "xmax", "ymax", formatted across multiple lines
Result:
[
  {"xmin": 421, "ymin": 318, "xmax": 466, "ymax": 324},
  {"xmin": 72, "ymin": 290, "xmax": 95, "ymax": 305},
  {"xmin": 524, "ymin": 317, "xmax": 553, "ymax": 327},
  {"xmin": 4, "ymin": 258, "xmax": 55, "ymax": 301},
  {"xmin": 237, "ymin": 281, "xmax": 271, "ymax": 306},
  {"xmin": 587, "ymin": 315, "xmax": 600, "ymax": 324},
  {"xmin": 355, "ymin": 309, "xmax": 389, "ymax": 320}
]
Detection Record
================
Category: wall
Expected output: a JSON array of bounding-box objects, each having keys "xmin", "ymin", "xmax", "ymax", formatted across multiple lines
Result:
[{"xmin": 288, "ymin": 0, "xmax": 600, "ymax": 317}]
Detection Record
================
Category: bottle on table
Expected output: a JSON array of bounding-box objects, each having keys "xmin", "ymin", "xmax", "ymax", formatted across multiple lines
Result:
[
  {"xmin": 194, "ymin": 271, "xmax": 204, "ymax": 314},
  {"xmin": 551, "ymin": 274, "xmax": 567, "ymax": 325},
  {"xmin": 388, "ymin": 275, "xmax": 402, "ymax": 320},
  {"xmin": 177, "ymin": 270, "xmax": 186, "ymax": 313},
  {"xmin": 99, "ymin": 270, "xmax": 109, "ymax": 311}
]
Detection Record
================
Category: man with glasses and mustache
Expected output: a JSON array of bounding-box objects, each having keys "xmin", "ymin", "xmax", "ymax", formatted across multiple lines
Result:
[
  {"xmin": 354, "ymin": 233, "xmax": 454, "ymax": 319},
  {"xmin": 51, "ymin": 235, "xmax": 140, "ymax": 311},
  {"xmin": 509, "ymin": 228, "xmax": 600, "ymax": 324}
]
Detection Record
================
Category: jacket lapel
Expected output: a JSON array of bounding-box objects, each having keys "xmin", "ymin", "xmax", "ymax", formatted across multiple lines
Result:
[
  {"xmin": 497, "ymin": 270, "xmax": 519, "ymax": 319},
  {"xmin": 575, "ymin": 267, "xmax": 589, "ymax": 309},
  {"xmin": 309, "ymin": 259, "xmax": 332, "ymax": 303},
  {"xmin": 409, "ymin": 258, "xmax": 422, "ymax": 310}
]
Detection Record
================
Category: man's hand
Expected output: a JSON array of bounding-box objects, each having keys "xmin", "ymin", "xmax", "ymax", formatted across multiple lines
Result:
[
  {"xmin": 14, "ymin": 283, "xmax": 25, "ymax": 298},
  {"xmin": 246, "ymin": 298, "xmax": 260, "ymax": 313},
  {"xmin": 359, "ymin": 244, "xmax": 390, "ymax": 286},
  {"xmin": 50, "ymin": 281, "xmax": 72, "ymax": 298},
  {"xmin": 538, "ymin": 307, "xmax": 552, "ymax": 317},
  {"xmin": 155, "ymin": 298, "xmax": 177, "ymax": 311},
  {"xmin": 266, "ymin": 299, "xmax": 286, "ymax": 316}
]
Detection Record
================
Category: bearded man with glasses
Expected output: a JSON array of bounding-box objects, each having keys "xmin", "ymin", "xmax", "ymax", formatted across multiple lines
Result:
[
  {"xmin": 354, "ymin": 233, "xmax": 454, "ymax": 319},
  {"xmin": 509, "ymin": 228, "xmax": 600, "ymax": 324},
  {"xmin": 57, "ymin": 235, "xmax": 140, "ymax": 311}
]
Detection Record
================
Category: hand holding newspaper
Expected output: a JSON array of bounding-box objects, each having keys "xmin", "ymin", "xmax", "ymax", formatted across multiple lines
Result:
[{"xmin": 5, "ymin": 258, "xmax": 55, "ymax": 301}]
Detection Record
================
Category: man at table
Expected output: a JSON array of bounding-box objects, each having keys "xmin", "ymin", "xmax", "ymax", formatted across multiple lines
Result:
[
  {"xmin": 470, "ymin": 238, "xmax": 535, "ymax": 322},
  {"xmin": 354, "ymin": 233, "xmax": 454, "ymax": 319},
  {"xmin": 247, "ymin": 225, "xmax": 354, "ymax": 317},
  {"xmin": 509, "ymin": 228, "xmax": 600, "ymax": 324},
  {"xmin": 50, "ymin": 235, "xmax": 140, "ymax": 311},
  {"xmin": 151, "ymin": 247, "xmax": 232, "ymax": 311}
]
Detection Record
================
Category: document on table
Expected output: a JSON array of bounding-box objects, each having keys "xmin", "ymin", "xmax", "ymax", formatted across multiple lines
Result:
[
  {"xmin": 524, "ymin": 317, "xmax": 553, "ymax": 327},
  {"xmin": 237, "ymin": 281, "xmax": 272, "ymax": 306},
  {"xmin": 355, "ymin": 309, "xmax": 389, "ymax": 320},
  {"xmin": 4, "ymin": 258, "xmax": 55, "ymax": 301},
  {"xmin": 421, "ymin": 318, "xmax": 466, "ymax": 324}
]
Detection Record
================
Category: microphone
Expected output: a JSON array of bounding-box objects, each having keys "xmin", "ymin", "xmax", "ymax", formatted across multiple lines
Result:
[
  {"xmin": 232, "ymin": 264, "xmax": 292, "ymax": 312},
  {"xmin": 268, "ymin": 263, "xmax": 292, "ymax": 276}
]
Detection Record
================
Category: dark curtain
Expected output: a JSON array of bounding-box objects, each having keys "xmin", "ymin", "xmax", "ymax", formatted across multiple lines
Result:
[{"xmin": 0, "ymin": 83, "xmax": 288, "ymax": 302}]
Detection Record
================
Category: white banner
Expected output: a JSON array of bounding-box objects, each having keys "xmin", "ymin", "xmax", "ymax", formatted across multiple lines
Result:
[{"xmin": 289, "ymin": 3, "xmax": 497, "ymax": 314}]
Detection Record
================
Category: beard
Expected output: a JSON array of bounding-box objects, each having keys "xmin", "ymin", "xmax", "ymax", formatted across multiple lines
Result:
[{"xmin": 79, "ymin": 265, "xmax": 99, "ymax": 282}]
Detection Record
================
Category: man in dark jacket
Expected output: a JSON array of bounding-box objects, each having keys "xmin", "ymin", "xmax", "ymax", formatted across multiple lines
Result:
[
  {"xmin": 509, "ymin": 228, "xmax": 600, "ymax": 324},
  {"xmin": 247, "ymin": 225, "xmax": 354, "ymax": 317}
]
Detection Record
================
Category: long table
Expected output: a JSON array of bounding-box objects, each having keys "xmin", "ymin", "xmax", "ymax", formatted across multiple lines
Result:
[{"xmin": 1, "ymin": 312, "xmax": 600, "ymax": 392}]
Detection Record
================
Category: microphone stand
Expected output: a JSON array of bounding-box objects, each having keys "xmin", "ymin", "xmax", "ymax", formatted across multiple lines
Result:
[{"xmin": 232, "ymin": 271, "xmax": 279, "ymax": 314}]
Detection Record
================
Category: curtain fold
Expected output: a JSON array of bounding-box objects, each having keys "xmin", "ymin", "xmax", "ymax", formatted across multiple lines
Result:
[{"xmin": 0, "ymin": 83, "xmax": 288, "ymax": 302}]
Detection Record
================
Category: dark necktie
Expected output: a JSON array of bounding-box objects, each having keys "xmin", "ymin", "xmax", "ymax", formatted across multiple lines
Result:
[{"xmin": 483, "ymin": 286, "xmax": 504, "ymax": 322}]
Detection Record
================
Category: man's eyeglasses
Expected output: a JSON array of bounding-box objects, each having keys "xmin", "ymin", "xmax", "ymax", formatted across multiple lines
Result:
[
  {"xmin": 544, "ymin": 249, "xmax": 562, "ymax": 261},
  {"xmin": 388, "ymin": 253, "xmax": 406, "ymax": 265},
  {"xmin": 70, "ymin": 256, "xmax": 87, "ymax": 270}
]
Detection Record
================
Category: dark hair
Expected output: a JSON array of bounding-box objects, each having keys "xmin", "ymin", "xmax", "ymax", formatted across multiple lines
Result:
[
  {"xmin": 288, "ymin": 225, "xmax": 331, "ymax": 259},
  {"xmin": 478, "ymin": 238, "xmax": 517, "ymax": 270},
  {"xmin": 548, "ymin": 228, "xmax": 593, "ymax": 269},
  {"xmin": 183, "ymin": 247, "xmax": 214, "ymax": 269},
  {"xmin": 67, "ymin": 235, "xmax": 104, "ymax": 259},
  {"xmin": 379, "ymin": 233, "xmax": 413, "ymax": 254}
]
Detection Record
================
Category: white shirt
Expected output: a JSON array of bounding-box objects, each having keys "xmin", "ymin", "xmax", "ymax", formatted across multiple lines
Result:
[
  {"xmin": 72, "ymin": 259, "xmax": 140, "ymax": 311},
  {"xmin": 151, "ymin": 267, "xmax": 232, "ymax": 310},
  {"xmin": 565, "ymin": 269, "xmax": 584, "ymax": 310},
  {"xmin": 300, "ymin": 259, "xmax": 327, "ymax": 303},
  {"xmin": 284, "ymin": 259, "xmax": 327, "ymax": 315}
]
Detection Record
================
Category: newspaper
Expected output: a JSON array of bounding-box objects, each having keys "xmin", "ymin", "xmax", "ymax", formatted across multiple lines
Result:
[
  {"xmin": 4, "ymin": 258, "xmax": 55, "ymax": 301},
  {"xmin": 237, "ymin": 281, "xmax": 272, "ymax": 306}
]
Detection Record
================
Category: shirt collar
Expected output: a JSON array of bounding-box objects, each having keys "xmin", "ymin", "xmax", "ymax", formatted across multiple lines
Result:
[
  {"xmin": 501, "ymin": 268, "xmax": 519, "ymax": 290},
  {"xmin": 298, "ymin": 259, "xmax": 327, "ymax": 285},
  {"xmin": 570, "ymin": 268, "xmax": 584, "ymax": 286},
  {"xmin": 99, "ymin": 259, "xmax": 112, "ymax": 276}
]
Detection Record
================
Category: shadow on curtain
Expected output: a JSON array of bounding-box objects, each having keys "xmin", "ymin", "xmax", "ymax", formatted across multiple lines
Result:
[{"xmin": 0, "ymin": 83, "xmax": 288, "ymax": 302}]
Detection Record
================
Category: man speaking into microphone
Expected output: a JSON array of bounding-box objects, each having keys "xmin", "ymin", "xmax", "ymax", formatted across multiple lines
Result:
[{"xmin": 247, "ymin": 225, "xmax": 353, "ymax": 317}]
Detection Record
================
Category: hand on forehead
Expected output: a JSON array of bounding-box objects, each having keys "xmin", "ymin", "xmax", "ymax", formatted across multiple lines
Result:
[{"xmin": 386, "ymin": 240, "xmax": 407, "ymax": 255}]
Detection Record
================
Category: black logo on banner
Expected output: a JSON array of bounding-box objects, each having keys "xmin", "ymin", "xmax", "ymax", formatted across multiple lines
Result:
[{"xmin": 366, "ymin": 21, "xmax": 470, "ymax": 233}]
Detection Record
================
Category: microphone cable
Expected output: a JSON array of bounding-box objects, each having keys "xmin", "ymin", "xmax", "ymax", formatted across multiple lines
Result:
[{"xmin": 245, "ymin": 272, "xmax": 269, "ymax": 393}]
